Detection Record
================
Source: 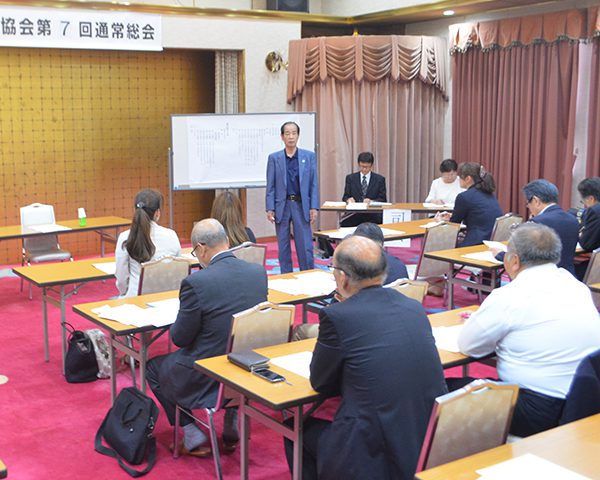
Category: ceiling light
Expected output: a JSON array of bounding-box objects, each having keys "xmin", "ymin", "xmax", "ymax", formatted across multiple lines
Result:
[{"xmin": 443, "ymin": 10, "xmax": 455, "ymax": 16}]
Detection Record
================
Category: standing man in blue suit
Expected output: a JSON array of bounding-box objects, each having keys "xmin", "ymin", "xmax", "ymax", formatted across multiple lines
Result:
[{"xmin": 266, "ymin": 121, "xmax": 319, "ymax": 273}]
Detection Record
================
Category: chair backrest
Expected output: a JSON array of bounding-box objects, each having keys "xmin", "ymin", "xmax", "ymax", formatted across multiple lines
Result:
[
  {"xmin": 20, "ymin": 203, "xmax": 56, "ymax": 227},
  {"xmin": 490, "ymin": 213, "xmax": 523, "ymax": 242},
  {"xmin": 138, "ymin": 256, "xmax": 191, "ymax": 295},
  {"xmin": 560, "ymin": 348, "xmax": 600, "ymax": 425},
  {"xmin": 414, "ymin": 222, "xmax": 461, "ymax": 279},
  {"xmin": 384, "ymin": 278, "xmax": 428, "ymax": 304},
  {"xmin": 229, "ymin": 242, "xmax": 267, "ymax": 267},
  {"xmin": 416, "ymin": 379, "xmax": 519, "ymax": 472},
  {"xmin": 216, "ymin": 302, "xmax": 295, "ymax": 408},
  {"xmin": 583, "ymin": 250, "xmax": 600, "ymax": 307}
]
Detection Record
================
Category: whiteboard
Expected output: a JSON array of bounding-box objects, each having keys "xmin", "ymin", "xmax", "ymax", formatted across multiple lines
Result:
[{"xmin": 171, "ymin": 112, "xmax": 316, "ymax": 190}]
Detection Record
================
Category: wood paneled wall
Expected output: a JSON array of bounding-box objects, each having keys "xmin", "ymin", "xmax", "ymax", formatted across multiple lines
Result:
[{"xmin": 0, "ymin": 47, "xmax": 215, "ymax": 264}]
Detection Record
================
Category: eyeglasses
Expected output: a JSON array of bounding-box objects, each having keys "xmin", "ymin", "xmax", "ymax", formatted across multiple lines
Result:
[
  {"xmin": 328, "ymin": 263, "xmax": 348, "ymax": 275},
  {"xmin": 190, "ymin": 242, "xmax": 205, "ymax": 258}
]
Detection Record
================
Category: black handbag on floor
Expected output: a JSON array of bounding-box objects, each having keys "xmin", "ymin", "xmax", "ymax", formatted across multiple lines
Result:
[
  {"xmin": 64, "ymin": 323, "xmax": 98, "ymax": 383},
  {"xmin": 95, "ymin": 387, "xmax": 159, "ymax": 477}
]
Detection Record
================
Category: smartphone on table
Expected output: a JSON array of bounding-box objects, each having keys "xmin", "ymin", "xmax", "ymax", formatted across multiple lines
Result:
[{"xmin": 252, "ymin": 368, "xmax": 286, "ymax": 383}]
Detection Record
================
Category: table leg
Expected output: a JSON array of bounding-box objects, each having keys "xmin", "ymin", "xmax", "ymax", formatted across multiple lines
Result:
[
  {"xmin": 292, "ymin": 407, "xmax": 304, "ymax": 480},
  {"xmin": 448, "ymin": 264, "xmax": 455, "ymax": 310},
  {"xmin": 139, "ymin": 332, "xmax": 149, "ymax": 395},
  {"xmin": 109, "ymin": 335, "xmax": 117, "ymax": 405},
  {"xmin": 302, "ymin": 304, "xmax": 308, "ymax": 324},
  {"xmin": 42, "ymin": 287, "xmax": 49, "ymax": 363},
  {"xmin": 240, "ymin": 396, "xmax": 249, "ymax": 480},
  {"xmin": 60, "ymin": 286, "xmax": 67, "ymax": 375}
]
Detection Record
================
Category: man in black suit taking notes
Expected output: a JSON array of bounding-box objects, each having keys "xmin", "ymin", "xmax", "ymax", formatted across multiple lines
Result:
[
  {"xmin": 341, "ymin": 151, "xmax": 387, "ymax": 226},
  {"xmin": 146, "ymin": 219, "xmax": 268, "ymax": 457},
  {"xmin": 284, "ymin": 235, "xmax": 447, "ymax": 480}
]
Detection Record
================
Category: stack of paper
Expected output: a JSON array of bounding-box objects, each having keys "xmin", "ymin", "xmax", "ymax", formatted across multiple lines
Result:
[
  {"xmin": 327, "ymin": 227, "xmax": 357, "ymax": 240},
  {"xmin": 476, "ymin": 454, "xmax": 591, "ymax": 480},
  {"xmin": 271, "ymin": 351, "xmax": 313, "ymax": 379},
  {"xmin": 369, "ymin": 201, "xmax": 392, "ymax": 207},
  {"xmin": 269, "ymin": 271, "xmax": 335, "ymax": 297},
  {"xmin": 146, "ymin": 298, "xmax": 180, "ymax": 327},
  {"xmin": 419, "ymin": 221, "xmax": 444, "ymax": 229},
  {"xmin": 483, "ymin": 240, "xmax": 508, "ymax": 252},
  {"xmin": 92, "ymin": 300, "xmax": 178, "ymax": 328},
  {"xmin": 422, "ymin": 203, "xmax": 454, "ymax": 209},
  {"xmin": 29, "ymin": 223, "xmax": 72, "ymax": 233},
  {"xmin": 346, "ymin": 202, "xmax": 369, "ymax": 210},
  {"xmin": 462, "ymin": 251, "xmax": 503, "ymax": 264},
  {"xmin": 322, "ymin": 201, "xmax": 347, "ymax": 207},
  {"xmin": 380, "ymin": 227, "xmax": 404, "ymax": 236},
  {"xmin": 432, "ymin": 324, "xmax": 464, "ymax": 353},
  {"xmin": 92, "ymin": 262, "xmax": 116, "ymax": 275}
]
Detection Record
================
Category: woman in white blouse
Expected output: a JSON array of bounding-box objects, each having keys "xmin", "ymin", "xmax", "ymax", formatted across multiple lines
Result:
[
  {"xmin": 115, "ymin": 189, "xmax": 181, "ymax": 297},
  {"xmin": 425, "ymin": 159, "xmax": 465, "ymax": 205}
]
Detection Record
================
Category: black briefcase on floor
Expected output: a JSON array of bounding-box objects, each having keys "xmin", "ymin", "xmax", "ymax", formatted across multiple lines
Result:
[{"xmin": 94, "ymin": 387, "xmax": 159, "ymax": 477}]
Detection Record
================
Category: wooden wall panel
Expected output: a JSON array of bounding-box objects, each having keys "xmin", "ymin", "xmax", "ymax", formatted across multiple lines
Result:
[{"xmin": 0, "ymin": 47, "xmax": 215, "ymax": 264}]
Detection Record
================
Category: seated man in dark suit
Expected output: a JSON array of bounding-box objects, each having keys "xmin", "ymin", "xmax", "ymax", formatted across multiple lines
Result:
[
  {"xmin": 285, "ymin": 235, "xmax": 447, "ymax": 480},
  {"xmin": 576, "ymin": 177, "xmax": 600, "ymax": 279},
  {"xmin": 146, "ymin": 219, "xmax": 268, "ymax": 457},
  {"xmin": 522, "ymin": 179, "xmax": 579, "ymax": 275},
  {"xmin": 354, "ymin": 222, "xmax": 409, "ymax": 281},
  {"xmin": 341, "ymin": 151, "xmax": 387, "ymax": 226}
]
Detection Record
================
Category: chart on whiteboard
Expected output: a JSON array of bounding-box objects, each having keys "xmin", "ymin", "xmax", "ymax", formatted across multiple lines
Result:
[
  {"xmin": 171, "ymin": 112, "xmax": 316, "ymax": 190},
  {"xmin": 187, "ymin": 124, "xmax": 276, "ymax": 185}
]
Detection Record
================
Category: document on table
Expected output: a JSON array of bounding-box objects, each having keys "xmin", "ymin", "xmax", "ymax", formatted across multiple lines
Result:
[
  {"xmin": 322, "ymin": 201, "xmax": 347, "ymax": 207},
  {"xmin": 483, "ymin": 240, "xmax": 507, "ymax": 253},
  {"xmin": 380, "ymin": 227, "xmax": 404, "ymax": 236},
  {"xmin": 268, "ymin": 271, "xmax": 335, "ymax": 297},
  {"xmin": 369, "ymin": 201, "xmax": 392, "ymax": 207},
  {"xmin": 431, "ymin": 324, "xmax": 463, "ymax": 353},
  {"xmin": 92, "ymin": 301, "xmax": 178, "ymax": 328},
  {"xmin": 29, "ymin": 223, "xmax": 72, "ymax": 233},
  {"xmin": 419, "ymin": 221, "xmax": 445, "ymax": 229},
  {"xmin": 326, "ymin": 227, "xmax": 357, "ymax": 239},
  {"xmin": 346, "ymin": 202, "xmax": 369, "ymax": 210},
  {"xmin": 422, "ymin": 203, "xmax": 454, "ymax": 209},
  {"xmin": 146, "ymin": 298, "xmax": 180, "ymax": 327},
  {"xmin": 92, "ymin": 262, "xmax": 116, "ymax": 275},
  {"xmin": 462, "ymin": 251, "xmax": 503, "ymax": 264},
  {"xmin": 271, "ymin": 351, "xmax": 313, "ymax": 379},
  {"xmin": 476, "ymin": 453, "xmax": 591, "ymax": 480}
]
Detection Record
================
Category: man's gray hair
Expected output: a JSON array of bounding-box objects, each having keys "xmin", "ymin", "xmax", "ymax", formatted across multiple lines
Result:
[
  {"xmin": 507, "ymin": 222, "xmax": 561, "ymax": 267},
  {"xmin": 191, "ymin": 218, "xmax": 228, "ymax": 248},
  {"xmin": 522, "ymin": 179, "xmax": 559, "ymax": 204}
]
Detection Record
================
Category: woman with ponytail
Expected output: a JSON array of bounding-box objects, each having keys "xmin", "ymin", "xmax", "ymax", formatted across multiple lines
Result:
[
  {"xmin": 115, "ymin": 189, "xmax": 181, "ymax": 297},
  {"xmin": 436, "ymin": 163, "xmax": 502, "ymax": 246}
]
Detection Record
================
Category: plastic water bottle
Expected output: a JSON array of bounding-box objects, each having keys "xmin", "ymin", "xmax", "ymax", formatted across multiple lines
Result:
[{"xmin": 78, "ymin": 207, "xmax": 87, "ymax": 227}]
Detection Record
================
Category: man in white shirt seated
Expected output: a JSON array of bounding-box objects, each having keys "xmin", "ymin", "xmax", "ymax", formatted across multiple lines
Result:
[
  {"xmin": 425, "ymin": 158, "xmax": 465, "ymax": 205},
  {"xmin": 456, "ymin": 222, "xmax": 600, "ymax": 437}
]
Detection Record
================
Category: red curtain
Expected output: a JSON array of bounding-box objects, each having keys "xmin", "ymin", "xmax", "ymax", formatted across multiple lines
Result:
[{"xmin": 451, "ymin": 10, "xmax": 586, "ymax": 216}]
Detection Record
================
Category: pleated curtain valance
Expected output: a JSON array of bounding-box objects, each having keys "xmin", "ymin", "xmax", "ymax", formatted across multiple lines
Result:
[
  {"xmin": 449, "ymin": 8, "xmax": 590, "ymax": 53},
  {"xmin": 287, "ymin": 35, "xmax": 448, "ymax": 103}
]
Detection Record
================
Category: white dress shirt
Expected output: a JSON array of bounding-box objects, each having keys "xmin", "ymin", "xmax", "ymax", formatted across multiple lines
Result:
[
  {"xmin": 115, "ymin": 221, "xmax": 181, "ymax": 297},
  {"xmin": 458, "ymin": 263, "xmax": 600, "ymax": 398},
  {"xmin": 425, "ymin": 177, "xmax": 464, "ymax": 204}
]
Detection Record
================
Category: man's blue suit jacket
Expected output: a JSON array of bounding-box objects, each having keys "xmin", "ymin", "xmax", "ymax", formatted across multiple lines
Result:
[{"xmin": 266, "ymin": 148, "xmax": 319, "ymax": 223}]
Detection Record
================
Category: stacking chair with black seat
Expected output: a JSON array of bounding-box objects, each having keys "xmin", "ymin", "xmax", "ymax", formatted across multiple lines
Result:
[
  {"xmin": 416, "ymin": 379, "xmax": 519, "ymax": 472},
  {"xmin": 20, "ymin": 202, "xmax": 72, "ymax": 299},
  {"xmin": 173, "ymin": 301, "xmax": 295, "ymax": 480},
  {"xmin": 229, "ymin": 241, "xmax": 268, "ymax": 267}
]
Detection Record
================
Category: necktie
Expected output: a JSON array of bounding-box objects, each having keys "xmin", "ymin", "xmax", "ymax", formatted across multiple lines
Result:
[{"xmin": 361, "ymin": 175, "xmax": 368, "ymax": 197}]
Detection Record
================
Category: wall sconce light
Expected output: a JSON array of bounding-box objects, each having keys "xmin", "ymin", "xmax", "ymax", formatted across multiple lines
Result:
[{"xmin": 265, "ymin": 51, "xmax": 287, "ymax": 72}]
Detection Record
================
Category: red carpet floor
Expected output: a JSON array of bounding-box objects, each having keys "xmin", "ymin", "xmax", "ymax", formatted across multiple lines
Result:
[{"xmin": 0, "ymin": 238, "xmax": 493, "ymax": 479}]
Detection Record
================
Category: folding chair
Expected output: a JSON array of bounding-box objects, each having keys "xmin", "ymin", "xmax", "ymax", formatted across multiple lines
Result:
[
  {"xmin": 490, "ymin": 213, "xmax": 524, "ymax": 242},
  {"xmin": 384, "ymin": 278, "xmax": 429, "ymax": 304},
  {"xmin": 416, "ymin": 379, "xmax": 519, "ymax": 472},
  {"xmin": 20, "ymin": 203, "xmax": 72, "ymax": 299},
  {"xmin": 173, "ymin": 301, "xmax": 295, "ymax": 480}
]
